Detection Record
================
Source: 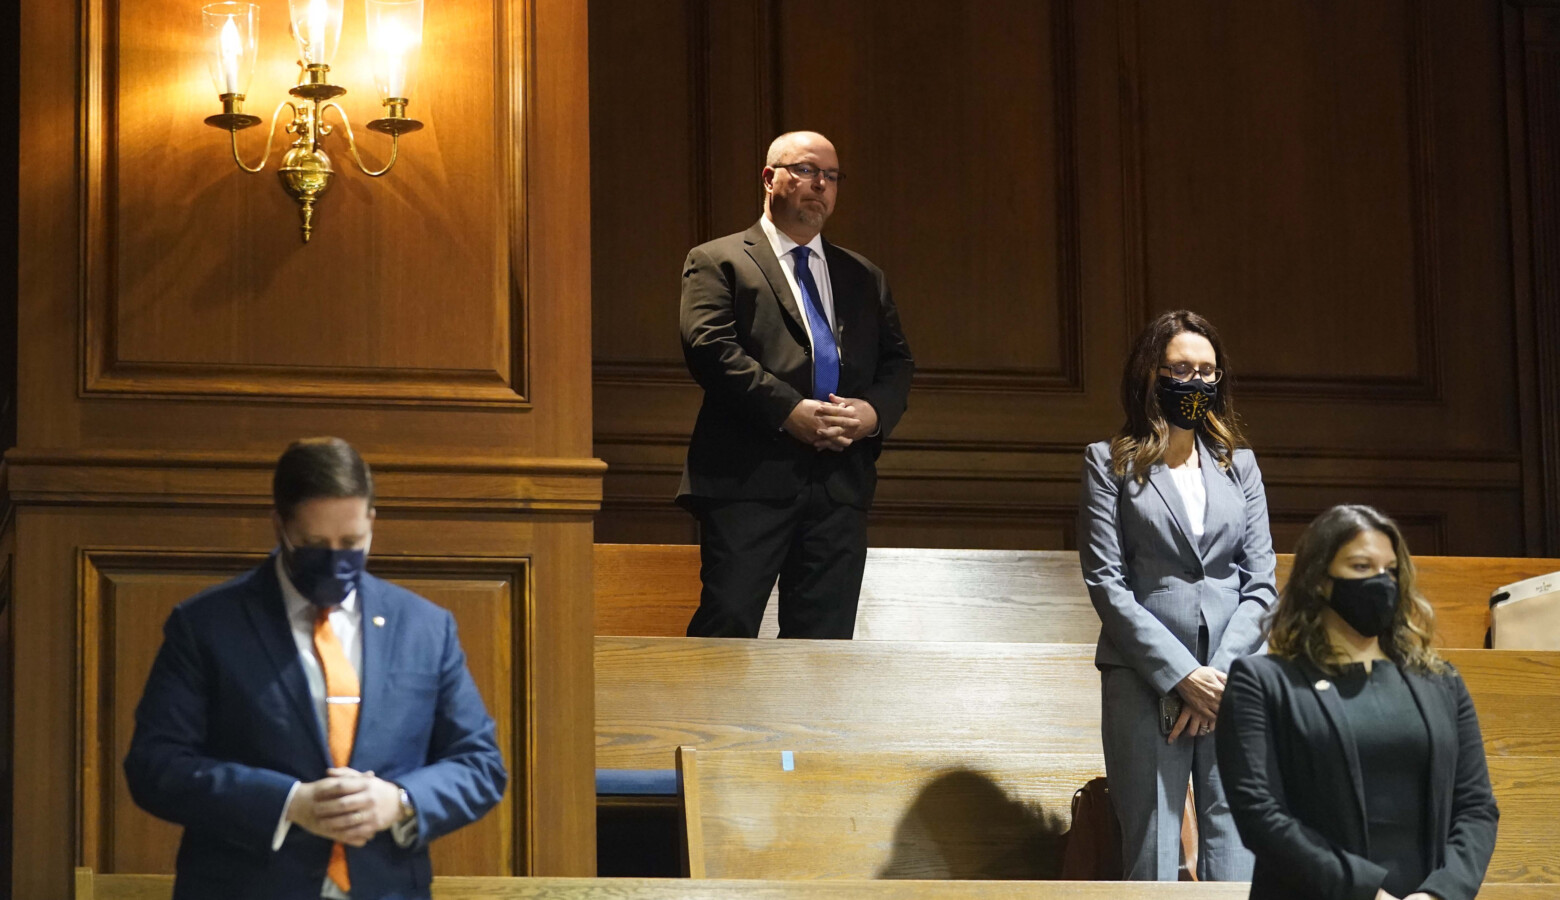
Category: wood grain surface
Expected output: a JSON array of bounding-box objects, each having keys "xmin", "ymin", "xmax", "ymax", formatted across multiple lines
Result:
[
  {"xmin": 74, "ymin": 871, "xmax": 1559, "ymax": 898},
  {"xmin": 595, "ymin": 638, "xmax": 1104, "ymax": 771},
  {"xmin": 597, "ymin": 638, "xmax": 1560, "ymax": 770},
  {"xmin": 1485, "ymin": 755, "xmax": 1560, "ymax": 883},
  {"xmin": 678, "ymin": 749, "xmax": 1102, "ymax": 880},
  {"xmin": 594, "ymin": 545, "xmax": 1560, "ymax": 649}
]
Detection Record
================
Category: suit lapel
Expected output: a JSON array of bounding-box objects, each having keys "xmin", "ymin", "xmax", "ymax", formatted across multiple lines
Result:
[
  {"xmin": 821, "ymin": 238, "xmax": 850, "ymax": 349},
  {"xmin": 1147, "ymin": 462, "xmax": 1199, "ymax": 559},
  {"xmin": 742, "ymin": 221, "xmax": 809, "ymax": 335},
  {"xmin": 1196, "ymin": 439, "xmax": 1232, "ymax": 558},
  {"xmin": 351, "ymin": 573, "xmax": 391, "ymax": 769},
  {"xmin": 1300, "ymin": 658, "xmax": 1371, "ymax": 843},
  {"xmin": 244, "ymin": 555, "xmax": 331, "ymax": 768}
]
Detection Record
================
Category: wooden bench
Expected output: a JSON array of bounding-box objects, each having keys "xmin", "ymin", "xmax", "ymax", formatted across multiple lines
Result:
[
  {"xmin": 595, "ymin": 637, "xmax": 1560, "ymax": 770},
  {"xmin": 596, "ymin": 638, "xmax": 1105, "ymax": 771},
  {"xmin": 677, "ymin": 748, "xmax": 1103, "ymax": 880},
  {"xmin": 594, "ymin": 544, "xmax": 1560, "ymax": 649},
  {"xmin": 674, "ymin": 749, "xmax": 1560, "ymax": 884},
  {"xmin": 71, "ymin": 870, "xmax": 1557, "ymax": 899}
]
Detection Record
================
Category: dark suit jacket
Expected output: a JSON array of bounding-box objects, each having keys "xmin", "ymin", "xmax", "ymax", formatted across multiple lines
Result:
[
  {"xmin": 124, "ymin": 555, "xmax": 508, "ymax": 900},
  {"xmin": 677, "ymin": 219, "xmax": 914, "ymax": 509},
  {"xmin": 1217, "ymin": 653, "xmax": 1498, "ymax": 900}
]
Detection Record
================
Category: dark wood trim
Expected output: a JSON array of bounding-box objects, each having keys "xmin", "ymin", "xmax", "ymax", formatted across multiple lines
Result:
[
  {"xmin": 4, "ymin": 450, "xmax": 607, "ymax": 511},
  {"xmin": 1507, "ymin": 1, "xmax": 1560, "ymax": 555},
  {"xmin": 1116, "ymin": 0, "xmax": 1444, "ymax": 401}
]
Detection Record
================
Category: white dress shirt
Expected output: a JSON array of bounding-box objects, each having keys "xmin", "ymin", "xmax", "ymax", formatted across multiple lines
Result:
[
  {"xmin": 1169, "ymin": 463, "xmax": 1208, "ymax": 537},
  {"xmin": 271, "ymin": 554, "xmax": 415, "ymax": 899},
  {"xmin": 760, "ymin": 213, "xmax": 836, "ymax": 346}
]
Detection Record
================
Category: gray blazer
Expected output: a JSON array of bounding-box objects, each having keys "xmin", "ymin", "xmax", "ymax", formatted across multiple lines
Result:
[{"xmin": 1077, "ymin": 439, "xmax": 1278, "ymax": 695}]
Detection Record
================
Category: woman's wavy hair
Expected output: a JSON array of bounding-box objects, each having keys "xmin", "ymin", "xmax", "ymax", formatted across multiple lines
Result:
[
  {"xmin": 1267, "ymin": 504, "xmax": 1446, "ymax": 675},
  {"xmin": 1109, "ymin": 310, "xmax": 1248, "ymax": 482}
]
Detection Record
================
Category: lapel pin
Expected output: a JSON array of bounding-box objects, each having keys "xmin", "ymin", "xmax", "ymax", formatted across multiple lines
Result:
[
  {"xmin": 372, "ymin": 616, "xmax": 386, "ymax": 627},
  {"xmin": 1314, "ymin": 679, "xmax": 1331, "ymax": 691}
]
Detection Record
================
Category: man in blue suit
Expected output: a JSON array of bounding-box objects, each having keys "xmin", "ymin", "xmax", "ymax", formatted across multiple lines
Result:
[{"xmin": 125, "ymin": 437, "xmax": 507, "ymax": 900}]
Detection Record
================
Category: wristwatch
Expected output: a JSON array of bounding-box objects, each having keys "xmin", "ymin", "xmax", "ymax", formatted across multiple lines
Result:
[{"xmin": 397, "ymin": 786, "xmax": 416, "ymax": 825}]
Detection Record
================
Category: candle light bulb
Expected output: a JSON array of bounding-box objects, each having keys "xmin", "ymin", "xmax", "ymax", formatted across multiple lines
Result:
[
  {"xmin": 220, "ymin": 16, "xmax": 242, "ymax": 94},
  {"xmin": 203, "ymin": 3, "xmax": 257, "ymax": 99},
  {"xmin": 366, "ymin": 0, "xmax": 423, "ymax": 103},
  {"xmin": 307, "ymin": 0, "xmax": 329, "ymax": 62}
]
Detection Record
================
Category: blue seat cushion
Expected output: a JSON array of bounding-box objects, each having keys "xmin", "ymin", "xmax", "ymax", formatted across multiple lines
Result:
[{"xmin": 595, "ymin": 768, "xmax": 678, "ymax": 796}]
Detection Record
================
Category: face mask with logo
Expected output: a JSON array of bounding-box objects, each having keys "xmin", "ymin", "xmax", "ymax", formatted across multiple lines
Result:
[
  {"xmin": 281, "ymin": 534, "xmax": 368, "ymax": 609},
  {"xmin": 1326, "ymin": 572, "xmax": 1399, "ymax": 638},
  {"xmin": 1156, "ymin": 376, "xmax": 1218, "ymax": 430}
]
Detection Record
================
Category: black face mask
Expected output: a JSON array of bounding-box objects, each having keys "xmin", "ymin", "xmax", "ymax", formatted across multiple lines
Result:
[
  {"xmin": 1326, "ymin": 572, "xmax": 1399, "ymax": 638},
  {"xmin": 282, "ymin": 536, "xmax": 368, "ymax": 609},
  {"xmin": 1156, "ymin": 376, "xmax": 1218, "ymax": 430}
]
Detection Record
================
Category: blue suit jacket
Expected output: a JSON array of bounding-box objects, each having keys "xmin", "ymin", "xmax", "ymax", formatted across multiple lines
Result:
[
  {"xmin": 1077, "ymin": 439, "xmax": 1278, "ymax": 694},
  {"xmin": 124, "ymin": 554, "xmax": 508, "ymax": 900}
]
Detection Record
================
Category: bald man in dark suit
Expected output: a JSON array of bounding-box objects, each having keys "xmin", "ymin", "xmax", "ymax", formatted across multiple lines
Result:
[{"xmin": 678, "ymin": 131, "xmax": 914, "ymax": 638}]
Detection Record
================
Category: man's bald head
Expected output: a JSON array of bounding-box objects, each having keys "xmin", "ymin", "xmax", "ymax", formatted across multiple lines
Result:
[
  {"xmin": 766, "ymin": 131, "xmax": 835, "ymax": 166},
  {"xmin": 762, "ymin": 131, "xmax": 841, "ymax": 243}
]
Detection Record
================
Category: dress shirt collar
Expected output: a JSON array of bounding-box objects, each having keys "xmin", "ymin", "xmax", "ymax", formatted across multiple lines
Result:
[
  {"xmin": 760, "ymin": 213, "xmax": 826, "ymax": 266},
  {"xmin": 275, "ymin": 552, "xmax": 359, "ymax": 624}
]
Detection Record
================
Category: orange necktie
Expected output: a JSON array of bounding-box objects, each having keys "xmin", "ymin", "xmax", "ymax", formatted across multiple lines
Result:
[{"xmin": 314, "ymin": 607, "xmax": 360, "ymax": 892}]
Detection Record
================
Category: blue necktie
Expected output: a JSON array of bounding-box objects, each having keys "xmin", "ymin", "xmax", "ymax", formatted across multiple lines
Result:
[{"xmin": 791, "ymin": 246, "xmax": 839, "ymax": 400}]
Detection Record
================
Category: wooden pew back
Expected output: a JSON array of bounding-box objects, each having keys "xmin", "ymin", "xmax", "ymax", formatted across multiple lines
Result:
[
  {"xmin": 672, "ymin": 750, "xmax": 1559, "ymax": 885},
  {"xmin": 677, "ymin": 748, "xmax": 1101, "ymax": 880},
  {"xmin": 1487, "ymin": 755, "xmax": 1560, "ymax": 882},
  {"xmin": 595, "ymin": 638, "xmax": 1105, "ymax": 771},
  {"xmin": 72, "ymin": 871, "xmax": 1555, "ymax": 899},
  {"xmin": 594, "ymin": 545, "xmax": 1560, "ymax": 648},
  {"xmin": 596, "ymin": 637, "xmax": 1560, "ymax": 769}
]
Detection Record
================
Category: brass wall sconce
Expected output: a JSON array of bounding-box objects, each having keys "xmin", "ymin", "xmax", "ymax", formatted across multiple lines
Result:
[{"xmin": 201, "ymin": 0, "xmax": 424, "ymax": 242}]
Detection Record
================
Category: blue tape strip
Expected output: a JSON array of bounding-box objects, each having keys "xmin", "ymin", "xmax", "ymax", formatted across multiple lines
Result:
[{"xmin": 781, "ymin": 750, "xmax": 794, "ymax": 771}]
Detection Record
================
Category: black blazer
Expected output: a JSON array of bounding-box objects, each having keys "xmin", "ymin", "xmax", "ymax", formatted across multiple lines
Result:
[
  {"xmin": 1216, "ymin": 653, "xmax": 1498, "ymax": 900},
  {"xmin": 677, "ymin": 220, "xmax": 914, "ymax": 509}
]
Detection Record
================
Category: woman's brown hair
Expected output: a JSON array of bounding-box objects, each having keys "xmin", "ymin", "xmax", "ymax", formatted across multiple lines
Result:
[
  {"xmin": 1108, "ymin": 310, "xmax": 1248, "ymax": 482},
  {"xmin": 1267, "ymin": 504, "xmax": 1445, "ymax": 675}
]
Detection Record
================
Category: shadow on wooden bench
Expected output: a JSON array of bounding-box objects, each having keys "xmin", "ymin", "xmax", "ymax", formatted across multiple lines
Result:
[
  {"xmin": 594, "ymin": 545, "xmax": 1560, "ymax": 648},
  {"xmin": 596, "ymin": 638, "xmax": 1560, "ymax": 879},
  {"xmin": 677, "ymin": 748, "xmax": 1096, "ymax": 880},
  {"xmin": 72, "ymin": 870, "xmax": 1559, "ymax": 899}
]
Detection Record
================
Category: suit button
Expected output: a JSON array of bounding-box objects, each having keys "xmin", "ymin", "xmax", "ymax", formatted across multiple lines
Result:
[{"xmin": 803, "ymin": 347, "xmax": 811, "ymax": 357}]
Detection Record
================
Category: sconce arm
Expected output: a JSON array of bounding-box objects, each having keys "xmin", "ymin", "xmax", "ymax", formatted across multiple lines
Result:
[
  {"xmin": 230, "ymin": 100, "xmax": 299, "ymax": 174},
  {"xmin": 321, "ymin": 102, "xmax": 400, "ymax": 177}
]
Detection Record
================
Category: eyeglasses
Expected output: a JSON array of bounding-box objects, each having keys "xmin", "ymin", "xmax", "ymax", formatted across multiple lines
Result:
[
  {"xmin": 773, "ymin": 163, "xmax": 845, "ymax": 184},
  {"xmin": 1159, "ymin": 362, "xmax": 1223, "ymax": 384}
]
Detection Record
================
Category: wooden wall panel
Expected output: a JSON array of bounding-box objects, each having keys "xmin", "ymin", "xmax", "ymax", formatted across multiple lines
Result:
[
  {"xmin": 78, "ymin": 551, "xmax": 528, "ymax": 878},
  {"xmin": 91, "ymin": 0, "xmax": 523, "ymax": 404},
  {"xmin": 12, "ymin": 0, "xmax": 597, "ymax": 895},
  {"xmin": 590, "ymin": 0, "xmax": 1541, "ymax": 557},
  {"xmin": 1507, "ymin": 0, "xmax": 1560, "ymax": 556}
]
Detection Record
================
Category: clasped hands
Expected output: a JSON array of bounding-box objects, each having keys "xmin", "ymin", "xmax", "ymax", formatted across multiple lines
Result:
[
  {"xmin": 784, "ymin": 394, "xmax": 878, "ymax": 450},
  {"xmin": 286, "ymin": 767, "xmax": 404, "ymax": 847},
  {"xmin": 1167, "ymin": 665, "xmax": 1226, "ymax": 744}
]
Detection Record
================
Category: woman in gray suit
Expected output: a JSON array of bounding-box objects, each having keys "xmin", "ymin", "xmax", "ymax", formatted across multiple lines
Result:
[{"xmin": 1077, "ymin": 309, "xmax": 1277, "ymax": 880}]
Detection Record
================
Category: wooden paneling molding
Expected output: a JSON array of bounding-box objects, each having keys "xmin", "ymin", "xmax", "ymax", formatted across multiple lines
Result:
[{"xmin": 590, "ymin": 0, "xmax": 1538, "ymax": 555}]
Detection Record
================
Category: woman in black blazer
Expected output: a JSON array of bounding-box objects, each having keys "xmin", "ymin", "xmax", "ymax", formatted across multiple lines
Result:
[{"xmin": 1216, "ymin": 505, "xmax": 1498, "ymax": 900}]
